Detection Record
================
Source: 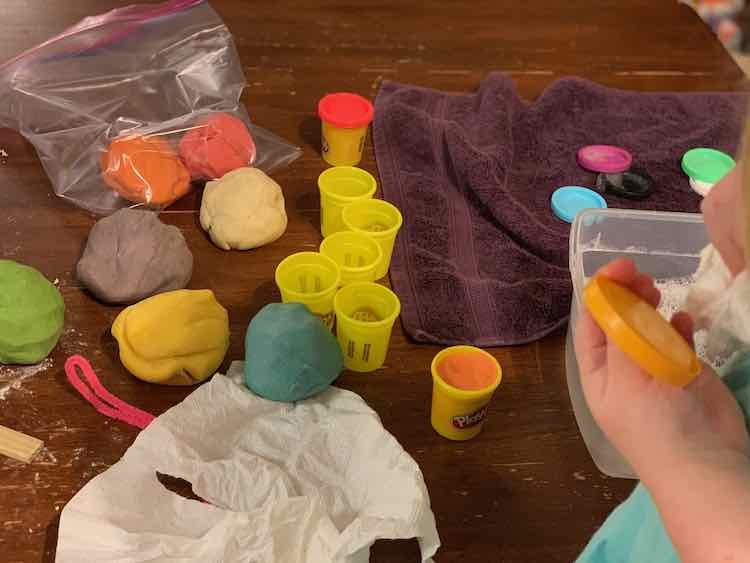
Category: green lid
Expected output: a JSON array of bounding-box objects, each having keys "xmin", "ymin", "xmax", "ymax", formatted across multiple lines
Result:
[{"xmin": 681, "ymin": 148, "xmax": 736, "ymax": 184}]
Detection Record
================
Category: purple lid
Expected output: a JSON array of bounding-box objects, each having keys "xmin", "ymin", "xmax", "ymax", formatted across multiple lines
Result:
[{"xmin": 577, "ymin": 145, "xmax": 633, "ymax": 174}]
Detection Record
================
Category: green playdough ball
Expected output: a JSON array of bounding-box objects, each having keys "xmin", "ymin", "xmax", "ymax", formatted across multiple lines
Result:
[
  {"xmin": 245, "ymin": 303, "xmax": 344, "ymax": 402},
  {"xmin": 0, "ymin": 260, "xmax": 65, "ymax": 364}
]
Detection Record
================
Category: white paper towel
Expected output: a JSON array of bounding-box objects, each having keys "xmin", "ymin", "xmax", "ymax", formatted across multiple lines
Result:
[
  {"xmin": 685, "ymin": 244, "xmax": 750, "ymax": 365},
  {"xmin": 56, "ymin": 362, "xmax": 440, "ymax": 562}
]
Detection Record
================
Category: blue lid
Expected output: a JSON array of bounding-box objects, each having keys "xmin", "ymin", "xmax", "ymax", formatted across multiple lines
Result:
[{"xmin": 551, "ymin": 186, "xmax": 607, "ymax": 223}]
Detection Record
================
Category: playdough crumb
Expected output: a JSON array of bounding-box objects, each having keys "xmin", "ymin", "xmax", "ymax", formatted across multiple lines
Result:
[{"xmin": 437, "ymin": 351, "xmax": 498, "ymax": 391}]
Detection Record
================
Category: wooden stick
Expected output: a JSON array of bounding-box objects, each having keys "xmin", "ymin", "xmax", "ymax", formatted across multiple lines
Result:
[{"xmin": 0, "ymin": 425, "xmax": 43, "ymax": 463}]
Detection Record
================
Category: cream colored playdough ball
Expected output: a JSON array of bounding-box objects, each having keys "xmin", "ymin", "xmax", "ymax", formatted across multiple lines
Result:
[{"xmin": 199, "ymin": 167, "xmax": 287, "ymax": 250}]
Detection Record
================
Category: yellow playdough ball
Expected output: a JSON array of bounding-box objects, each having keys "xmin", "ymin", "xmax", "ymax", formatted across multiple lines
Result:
[{"xmin": 112, "ymin": 289, "xmax": 230, "ymax": 385}]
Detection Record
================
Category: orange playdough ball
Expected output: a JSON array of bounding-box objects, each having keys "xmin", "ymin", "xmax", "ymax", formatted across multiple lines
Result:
[
  {"xmin": 178, "ymin": 113, "xmax": 256, "ymax": 179},
  {"xmin": 101, "ymin": 135, "xmax": 190, "ymax": 206},
  {"xmin": 436, "ymin": 351, "xmax": 498, "ymax": 391}
]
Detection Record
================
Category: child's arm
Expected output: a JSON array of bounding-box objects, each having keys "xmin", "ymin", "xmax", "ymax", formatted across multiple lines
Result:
[
  {"xmin": 576, "ymin": 258, "xmax": 750, "ymax": 562},
  {"xmin": 644, "ymin": 446, "xmax": 750, "ymax": 563}
]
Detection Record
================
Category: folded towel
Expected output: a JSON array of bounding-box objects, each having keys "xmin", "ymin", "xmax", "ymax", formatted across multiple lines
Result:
[{"xmin": 373, "ymin": 73, "xmax": 746, "ymax": 346}]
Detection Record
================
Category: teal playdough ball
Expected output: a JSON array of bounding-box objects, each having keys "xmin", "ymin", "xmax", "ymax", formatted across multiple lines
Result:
[
  {"xmin": 245, "ymin": 303, "xmax": 344, "ymax": 402},
  {"xmin": 0, "ymin": 260, "xmax": 65, "ymax": 364}
]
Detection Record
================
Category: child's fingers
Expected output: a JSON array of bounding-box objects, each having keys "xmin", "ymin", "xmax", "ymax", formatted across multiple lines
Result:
[
  {"xmin": 632, "ymin": 273, "xmax": 660, "ymax": 308},
  {"xmin": 597, "ymin": 259, "xmax": 660, "ymax": 306},
  {"xmin": 670, "ymin": 311, "xmax": 695, "ymax": 348},
  {"xmin": 596, "ymin": 257, "xmax": 636, "ymax": 285},
  {"xmin": 575, "ymin": 309, "xmax": 607, "ymax": 376}
]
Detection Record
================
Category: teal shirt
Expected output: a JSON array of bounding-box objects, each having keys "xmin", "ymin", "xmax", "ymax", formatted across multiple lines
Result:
[{"xmin": 577, "ymin": 353, "xmax": 750, "ymax": 563}]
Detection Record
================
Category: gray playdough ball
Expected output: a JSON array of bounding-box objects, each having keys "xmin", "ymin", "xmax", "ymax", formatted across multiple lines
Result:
[
  {"xmin": 245, "ymin": 303, "xmax": 344, "ymax": 402},
  {"xmin": 76, "ymin": 208, "xmax": 193, "ymax": 304}
]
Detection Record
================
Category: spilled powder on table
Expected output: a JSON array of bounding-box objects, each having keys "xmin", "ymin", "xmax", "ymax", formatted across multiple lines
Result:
[
  {"xmin": 59, "ymin": 327, "xmax": 91, "ymax": 357},
  {"xmin": 0, "ymin": 358, "xmax": 53, "ymax": 401}
]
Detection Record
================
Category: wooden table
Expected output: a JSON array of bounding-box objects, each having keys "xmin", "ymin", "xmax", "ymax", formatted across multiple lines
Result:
[{"xmin": 0, "ymin": 1, "xmax": 743, "ymax": 561}]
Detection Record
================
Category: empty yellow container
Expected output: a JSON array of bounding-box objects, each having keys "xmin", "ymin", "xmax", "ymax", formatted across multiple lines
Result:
[
  {"xmin": 430, "ymin": 346, "xmax": 502, "ymax": 441},
  {"xmin": 318, "ymin": 166, "xmax": 377, "ymax": 237},
  {"xmin": 320, "ymin": 231, "xmax": 383, "ymax": 286},
  {"xmin": 333, "ymin": 282, "xmax": 400, "ymax": 372},
  {"xmin": 318, "ymin": 92, "xmax": 374, "ymax": 166},
  {"xmin": 342, "ymin": 199, "xmax": 403, "ymax": 279},
  {"xmin": 274, "ymin": 252, "xmax": 341, "ymax": 329}
]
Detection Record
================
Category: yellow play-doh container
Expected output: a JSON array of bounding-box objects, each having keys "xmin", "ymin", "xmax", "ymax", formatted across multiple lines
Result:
[
  {"xmin": 430, "ymin": 346, "xmax": 502, "ymax": 441},
  {"xmin": 275, "ymin": 252, "xmax": 341, "ymax": 329},
  {"xmin": 321, "ymin": 122, "xmax": 368, "ymax": 167},
  {"xmin": 341, "ymin": 199, "xmax": 403, "ymax": 279},
  {"xmin": 320, "ymin": 231, "xmax": 383, "ymax": 286},
  {"xmin": 318, "ymin": 92, "xmax": 374, "ymax": 166},
  {"xmin": 318, "ymin": 166, "xmax": 377, "ymax": 237},
  {"xmin": 333, "ymin": 282, "xmax": 400, "ymax": 372}
]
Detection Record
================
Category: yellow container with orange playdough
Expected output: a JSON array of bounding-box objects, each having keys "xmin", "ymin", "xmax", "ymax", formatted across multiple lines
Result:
[{"xmin": 430, "ymin": 346, "xmax": 502, "ymax": 441}]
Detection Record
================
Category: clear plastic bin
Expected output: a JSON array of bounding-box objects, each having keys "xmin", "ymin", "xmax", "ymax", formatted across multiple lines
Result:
[{"xmin": 566, "ymin": 208, "xmax": 708, "ymax": 479}]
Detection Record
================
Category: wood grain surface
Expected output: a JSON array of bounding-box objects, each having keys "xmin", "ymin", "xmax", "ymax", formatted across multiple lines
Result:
[{"xmin": 0, "ymin": 1, "xmax": 744, "ymax": 562}]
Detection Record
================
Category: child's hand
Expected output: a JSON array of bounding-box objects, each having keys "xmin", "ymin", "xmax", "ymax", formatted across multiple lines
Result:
[
  {"xmin": 702, "ymin": 164, "xmax": 745, "ymax": 276},
  {"xmin": 575, "ymin": 258, "xmax": 749, "ymax": 482}
]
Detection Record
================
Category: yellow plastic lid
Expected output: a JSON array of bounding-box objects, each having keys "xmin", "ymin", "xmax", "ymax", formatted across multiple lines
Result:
[{"xmin": 583, "ymin": 276, "xmax": 700, "ymax": 387}]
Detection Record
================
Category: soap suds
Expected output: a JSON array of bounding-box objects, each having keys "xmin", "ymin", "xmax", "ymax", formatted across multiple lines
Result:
[
  {"xmin": 0, "ymin": 358, "xmax": 53, "ymax": 401},
  {"xmin": 654, "ymin": 277, "xmax": 710, "ymax": 363}
]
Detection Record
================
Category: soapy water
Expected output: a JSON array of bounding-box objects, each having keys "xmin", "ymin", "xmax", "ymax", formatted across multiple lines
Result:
[{"xmin": 653, "ymin": 276, "xmax": 710, "ymax": 364}]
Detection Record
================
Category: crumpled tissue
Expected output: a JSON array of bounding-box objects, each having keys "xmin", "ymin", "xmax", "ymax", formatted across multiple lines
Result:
[
  {"xmin": 684, "ymin": 244, "xmax": 750, "ymax": 364},
  {"xmin": 55, "ymin": 361, "xmax": 440, "ymax": 562}
]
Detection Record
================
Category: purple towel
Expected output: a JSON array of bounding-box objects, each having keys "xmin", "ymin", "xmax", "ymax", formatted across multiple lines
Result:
[{"xmin": 373, "ymin": 73, "xmax": 746, "ymax": 346}]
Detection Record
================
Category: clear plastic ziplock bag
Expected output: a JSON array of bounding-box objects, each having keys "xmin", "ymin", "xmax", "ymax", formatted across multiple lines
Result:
[{"xmin": 0, "ymin": 0, "xmax": 301, "ymax": 214}]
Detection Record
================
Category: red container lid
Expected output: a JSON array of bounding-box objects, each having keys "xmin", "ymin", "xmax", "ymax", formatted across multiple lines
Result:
[{"xmin": 318, "ymin": 93, "xmax": 374, "ymax": 129}]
